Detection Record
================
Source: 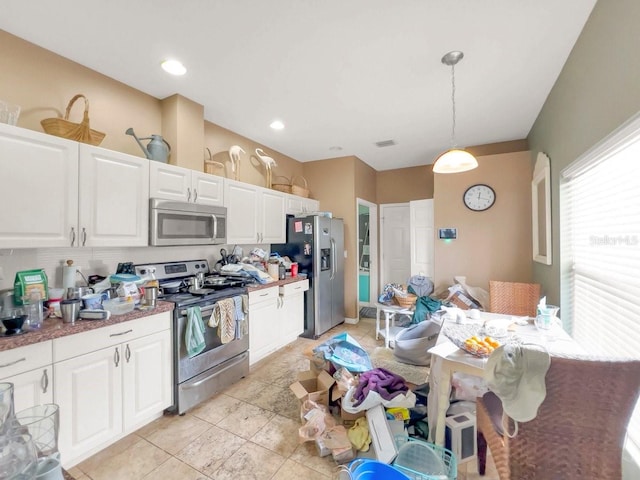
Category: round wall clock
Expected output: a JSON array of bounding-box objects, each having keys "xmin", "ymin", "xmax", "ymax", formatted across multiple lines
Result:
[{"xmin": 463, "ymin": 184, "xmax": 496, "ymax": 211}]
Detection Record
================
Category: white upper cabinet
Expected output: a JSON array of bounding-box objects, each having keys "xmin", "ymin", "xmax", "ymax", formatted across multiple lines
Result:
[
  {"xmin": 150, "ymin": 162, "xmax": 223, "ymax": 206},
  {"xmin": 224, "ymin": 179, "xmax": 285, "ymax": 244},
  {"xmin": 78, "ymin": 145, "xmax": 149, "ymax": 247},
  {"xmin": 0, "ymin": 125, "xmax": 149, "ymax": 248},
  {"xmin": 0, "ymin": 124, "xmax": 79, "ymax": 248},
  {"xmin": 260, "ymin": 188, "xmax": 286, "ymax": 243},
  {"xmin": 285, "ymin": 193, "xmax": 319, "ymax": 216}
]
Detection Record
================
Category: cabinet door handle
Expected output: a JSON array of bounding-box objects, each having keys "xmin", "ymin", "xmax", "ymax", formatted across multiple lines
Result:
[
  {"xmin": 194, "ymin": 189, "xmax": 198, "ymax": 202},
  {"xmin": 0, "ymin": 357, "xmax": 26, "ymax": 368},
  {"xmin": 110, "ymin": 329, "xmax": 133, "ymax": 337},
  {"xmin": 82, "ymin": 227, "xmax": 87, "ymax": 246},
  {"xmin": 125, "ymin": 344, "xmax": 131, "ymax": 363},
  {"xmin": 114, "ymin": 347, "xmax": 120, "ymax": 367},
  {"xmin": 187, "ymin": 188, "xmax": 192, "ymax": 202},
  {"xmin": 41, "ymin": 368, "xmax": 49, "ymax": 394},
  {"xmin": 70, "ymin": 227, "xmax": 76, "ymax": 247}
]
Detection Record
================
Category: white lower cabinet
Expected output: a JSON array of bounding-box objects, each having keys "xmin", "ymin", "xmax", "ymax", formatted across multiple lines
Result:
[
  {"xmin": 248, "ymin": 287, "xmax": 280, "ymax": 365},
  {"xmin": 0, "ymin": 341, "xmax": 54, "ymax": 412},
  {"xmin": 53, "ymin": 313, "xmax": 172, "ymax": 467},
  {"xmin": 249, "ymin": 280, "xmax": 308, "ymax": 365},
  {"xmin": 278, "ymin": 279, "xmax": 309, "ymax": 344}
]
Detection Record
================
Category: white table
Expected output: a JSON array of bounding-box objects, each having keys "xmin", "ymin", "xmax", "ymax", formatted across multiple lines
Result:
[
  {"xmin": 374, "ymin": 302, "xmax": 414, "ymax": 348},
  {"xmin": 427, "ymin": 312, "xmax": 584, "ymax": 446}
]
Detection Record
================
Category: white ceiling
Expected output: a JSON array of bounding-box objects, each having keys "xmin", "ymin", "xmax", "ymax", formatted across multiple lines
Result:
[{"xmin": 1, "ymin": 0, "xmax": 597, "ymax": 171}]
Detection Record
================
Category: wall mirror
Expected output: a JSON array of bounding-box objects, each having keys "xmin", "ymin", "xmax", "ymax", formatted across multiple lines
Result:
[{"xmin": 532, "ymin": 152, "xmax": 552, "ymax": 265}]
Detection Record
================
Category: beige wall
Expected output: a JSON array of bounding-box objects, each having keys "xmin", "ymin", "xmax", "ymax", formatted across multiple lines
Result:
[
  {"xmin": 354, "ymin": 158, "xmax": 377, "ymax": 204},
  {"xmin": 0, "ymin": 30, "xmax": 162, "ymax": 158},
  {"xmin": 434, "ymin": 150, "xmax": 533, "ymax": 293},
  {"xmin": 204, "ymin": 121, "xmax": 305, "ymax": 189},
  {"xmin": 528, "ymin": 0, "xmax": 640, "ymax": 307},
  {"xmin": 376, "ymin": 166, "xmax": 434, "ymax": 204},
  {"xmin": 161, "ymin": 94, "xmax": 205, "ymax": 171}
]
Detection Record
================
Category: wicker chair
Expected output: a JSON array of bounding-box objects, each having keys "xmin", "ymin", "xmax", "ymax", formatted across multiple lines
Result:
[
  {"xmin": 488, "ymin": 280, "xmax": 541, "ymax": 317},
  {"xmin": 476, "ymin": 355, "xmax": 640, "ymax": 479}
]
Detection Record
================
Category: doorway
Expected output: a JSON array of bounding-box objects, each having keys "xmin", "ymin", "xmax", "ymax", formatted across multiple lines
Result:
[
  {"xmin": 380, "ymin": 203, "xmax": 411, "ymax": 288},
  {"xmin": 356, "ymin": 199, "xmax": 378, "ymax": 310}
]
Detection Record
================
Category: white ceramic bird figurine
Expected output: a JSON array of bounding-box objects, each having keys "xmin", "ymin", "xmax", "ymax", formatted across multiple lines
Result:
[
  {"xmin": 255, "ymin": 148, "xmax": 278, "ymax": 187},
  {"xmin": 228, "ymin": 145, "xmax": 245, "ymax": 180}
]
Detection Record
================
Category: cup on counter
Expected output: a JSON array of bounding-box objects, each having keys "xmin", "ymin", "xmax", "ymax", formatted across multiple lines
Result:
[
  {"xmin": 143, "ymin": 287, "xmax": 158, "ymax": 308},
  {"xmin": 290, "ymin": 262, "xmax": 298, "ymax": 277},
  {"xmin": 81, "ymin": 293, "xmax": 103, "ymax": 310},
  {"xmin": 60, "ymin": 299, "xmax": 81, "ymax": 324}
]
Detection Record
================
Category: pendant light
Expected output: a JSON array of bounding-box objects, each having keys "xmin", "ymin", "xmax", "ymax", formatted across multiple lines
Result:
[{"xmin": 432, "ymin": 51, "xmax": 478, "ymax": 174}]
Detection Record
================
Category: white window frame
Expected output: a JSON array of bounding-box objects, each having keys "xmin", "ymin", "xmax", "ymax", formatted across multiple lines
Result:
[{"xmin": 560, "ymin": 111, "xmax": 640, "ymax": 466}]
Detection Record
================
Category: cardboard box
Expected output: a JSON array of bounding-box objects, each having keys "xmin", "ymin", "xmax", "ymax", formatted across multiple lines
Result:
[
  {"xmin": 289, "ymin": 370, "xmax": 335, "ymax": 407},
  {"xmin": 340, "ymin": 405, "xmax": 365, "ymax": 422}
]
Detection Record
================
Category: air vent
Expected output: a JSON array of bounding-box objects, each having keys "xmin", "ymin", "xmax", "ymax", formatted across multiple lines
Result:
[{"xmin": 375, "ymin": 139, "xmax": 396, "ymax": 148}]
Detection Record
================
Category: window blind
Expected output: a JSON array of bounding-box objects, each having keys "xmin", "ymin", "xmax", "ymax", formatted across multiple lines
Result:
[{"xmin": 561, "ymin": 112, "xmax": 640, "ymax": 462}]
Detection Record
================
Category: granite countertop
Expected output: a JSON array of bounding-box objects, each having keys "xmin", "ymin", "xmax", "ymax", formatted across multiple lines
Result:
[
  {"xmin": 0, "ymin": 301, "xmax": 174, "ymax": 352},
  {"xmin": 247, "ymin": 275, "xmax": 308, "ymax": 292}
]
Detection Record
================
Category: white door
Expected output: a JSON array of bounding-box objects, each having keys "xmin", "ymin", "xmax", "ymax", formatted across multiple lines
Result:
[
  {"xmin": 260, "ymin": 188, "xmax": 286, "ymax": 243},
  {"xmin": 224, "ymin": 180, "xmax": 259, "ymax": 244},
  {"xmin": 192, "ymin": 172, "xmax": 224, "ymax": 206},
  {"xmin": 149, "ymin": 162, "xmax": 191, "ymax": 202},
  {"xmin": 78, "ymin": 145, "xmax": 149, "ymax": 247},
  {"xmin": 0, "ymin": 124, "xmax": 79, "ymax": 248},
  {"xmin": 410, "ymin": 199, "xmax": 434, "ymax": 278},
  {"xmin": 4, "ymin": 368, "xmax": 53, "ymax": 412},
  {"xmin": 122, "ymin": 330, "xmax": 172, "ymax": 430},
  {"xmin": 380, "ymin": 203, "xmax": 411, "ymax": 288},
  {"xmin": 55, "ymin": 345, "xmax": 122, "ymax": 463}
]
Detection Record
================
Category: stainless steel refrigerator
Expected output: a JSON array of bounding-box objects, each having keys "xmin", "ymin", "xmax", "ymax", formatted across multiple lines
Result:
[{"xmin": 272, "ymin": 215, "xmax": 344, "ymax": 338}]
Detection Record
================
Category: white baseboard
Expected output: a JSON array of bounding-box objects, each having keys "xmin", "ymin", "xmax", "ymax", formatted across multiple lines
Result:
[{"xmin": 344, "ymin": 317, "xmax": 358, "ymax": 324}]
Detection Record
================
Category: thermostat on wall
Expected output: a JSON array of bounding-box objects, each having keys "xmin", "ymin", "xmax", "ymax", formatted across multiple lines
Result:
[{"xmin": 439, "ymin": 228, "xmax": 457, "ymax": 240}]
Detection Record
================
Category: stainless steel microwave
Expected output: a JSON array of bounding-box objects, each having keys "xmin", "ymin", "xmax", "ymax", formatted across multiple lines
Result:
[{"xmin": 150, "ymin": 199, "xmax": 227, "ymax": 246}]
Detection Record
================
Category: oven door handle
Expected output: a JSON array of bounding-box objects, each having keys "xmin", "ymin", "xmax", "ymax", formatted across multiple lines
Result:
[
  {"xmin": 179, "ymin": 304, "xmax": 216, "ymax": 317},
  {"xmin": 182, "ymin": 355, "xmax": 245, "ymax": 389}
]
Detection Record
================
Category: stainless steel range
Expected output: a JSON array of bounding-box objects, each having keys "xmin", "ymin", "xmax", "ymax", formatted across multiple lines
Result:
[{"xmin": 134, "ymin": 259, "xmax": 253, "ymax": 414}]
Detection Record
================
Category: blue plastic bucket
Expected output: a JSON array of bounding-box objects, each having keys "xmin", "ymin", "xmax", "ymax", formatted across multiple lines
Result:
[{"xmin": 349, "ymin": 459, "xmax": 411, "ymax": 480}]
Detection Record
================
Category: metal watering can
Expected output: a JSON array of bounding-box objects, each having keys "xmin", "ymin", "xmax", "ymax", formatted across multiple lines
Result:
[{"xmin": 125, "ymin": 127, "xmax": 171, "ymax": 163}]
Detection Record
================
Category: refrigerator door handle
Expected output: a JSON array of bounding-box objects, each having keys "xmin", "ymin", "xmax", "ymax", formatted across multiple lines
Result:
[{"xmin": 330, "ymin": 237, "xmax": 336, "ymax": 280}]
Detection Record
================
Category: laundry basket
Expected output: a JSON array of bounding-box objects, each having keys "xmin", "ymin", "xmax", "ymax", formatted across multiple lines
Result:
[{"xmin": 392, "ymin": 437, "xmax": 457, "ymax": 480}]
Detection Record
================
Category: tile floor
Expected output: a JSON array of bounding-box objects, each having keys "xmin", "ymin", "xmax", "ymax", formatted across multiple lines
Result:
[{"xmin": 68, "ymin": 316, "xmax": 499, "ymax": 480}]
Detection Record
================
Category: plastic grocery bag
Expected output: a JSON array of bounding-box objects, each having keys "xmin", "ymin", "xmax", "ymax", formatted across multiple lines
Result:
[{"xmin": 313, "ymin": 332, "xmax": 372, "ymax": 373}]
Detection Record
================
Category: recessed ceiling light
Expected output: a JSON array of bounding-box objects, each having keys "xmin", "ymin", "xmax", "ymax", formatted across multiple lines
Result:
[
  {"xmin": 270, "ymin": 120, "xmax": 285, "ymax": 130},
  {"xmin": 161, "ymin": 59, "xmax": 186, "ymax": 76}
]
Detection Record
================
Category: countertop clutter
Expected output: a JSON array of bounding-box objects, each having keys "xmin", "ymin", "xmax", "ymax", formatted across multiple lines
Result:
[
  {"xmin": 0, "ymin": 301, "xmax": 174, "ymax": 352},
  {"xmin": 247, "ymin": 274, "xmax": 308, "ymax": 292}
]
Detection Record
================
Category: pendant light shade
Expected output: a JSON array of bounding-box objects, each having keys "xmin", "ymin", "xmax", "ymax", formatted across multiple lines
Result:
[
  {"xmin": 433, "ymin": 51, "xmax": 478, "ymax": 174},
  {"xmin": 432, "ymin": 148, "xmax": 478, "ymax": 173}
]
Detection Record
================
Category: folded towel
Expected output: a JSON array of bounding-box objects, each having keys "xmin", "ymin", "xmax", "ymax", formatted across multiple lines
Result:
[
  {"xmin": 215, "ymin": 298, "xmax": 236, "ymax": 344},
  {"xmin": 186, "ymin": 306, "xmax": 206, "ymax": 358}
]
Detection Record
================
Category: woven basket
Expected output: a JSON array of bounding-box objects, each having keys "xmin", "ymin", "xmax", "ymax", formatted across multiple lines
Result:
[
  {"xmin": 393, "ymin": 293, "xmax": 417, "ymax": 308},
  {"xmin": 271, "ymin": 175, "xmax": 310, "ymax": 198},
  {"xmin": 291, "ymin": 175, "xmax": 310, "ymax": 198},
  {"xmin": 41, "ymin": 94, "xmax": 105, "ymax": 146},
  {"xmin": 271, "ymin": 176, "xmax": 293, "ymax": 194}
]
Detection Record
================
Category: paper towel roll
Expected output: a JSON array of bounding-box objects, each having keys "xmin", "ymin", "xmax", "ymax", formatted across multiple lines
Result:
[{"xmin": 62, "ymin": 265, "xmax": 77, "ymax": 289}]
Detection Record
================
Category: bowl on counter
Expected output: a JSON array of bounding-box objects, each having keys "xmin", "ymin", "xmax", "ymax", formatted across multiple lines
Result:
[
  {"xmin": 1, "ymin": 314, "xmax": 27, "ymax": 334},
  {"xmin": 102, "ymin": 298, "xmax": 135, "ymax": 316}
]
